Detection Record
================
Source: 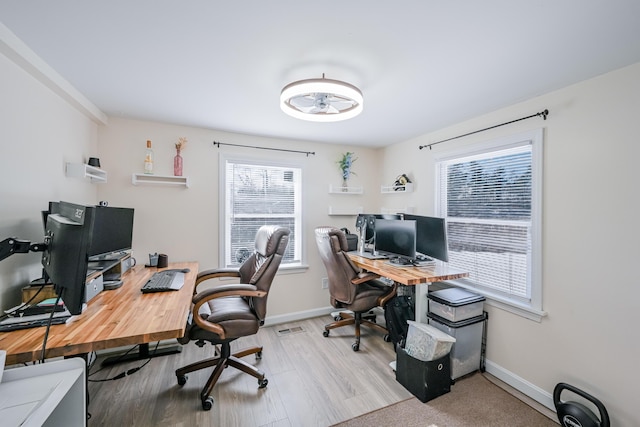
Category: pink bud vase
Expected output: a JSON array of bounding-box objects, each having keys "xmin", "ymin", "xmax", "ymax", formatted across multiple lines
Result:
[{"xmin": 174, "ymin": 148, "xmax": 183, "ymax": 176}]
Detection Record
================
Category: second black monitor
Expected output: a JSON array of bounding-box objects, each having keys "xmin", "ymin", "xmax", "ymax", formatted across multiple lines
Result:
[
  {"xmin": 403, "ymin": 214, "xmax": 449, "ymax": 262},
  {"xmin": 374, "ymin": 219, "xmax": 417, "ymax": 263}
]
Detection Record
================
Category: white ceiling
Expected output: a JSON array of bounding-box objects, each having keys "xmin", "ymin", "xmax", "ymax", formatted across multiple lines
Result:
[{"xmin": 1, "ymin": 1, "xmax": 640, "ymax": 147}]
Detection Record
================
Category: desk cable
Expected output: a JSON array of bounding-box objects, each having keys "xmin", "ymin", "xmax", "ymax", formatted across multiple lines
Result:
[
  {"xmin": 88, "ymin": 341, "xmax": 159, "ymax": 382},
  {"xmin": 39, "ymin": 294, "xmax": 62, "ymax": 363}
]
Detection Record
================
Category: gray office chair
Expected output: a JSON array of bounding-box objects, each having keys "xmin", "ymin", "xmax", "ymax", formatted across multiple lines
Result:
[
  {"xmin": 175, "ymin": 225, "xmax": 290, "ymax": 411},
  {"xmin": 314, "ymin": 226, "xmax": 397, "ymax": 351}
]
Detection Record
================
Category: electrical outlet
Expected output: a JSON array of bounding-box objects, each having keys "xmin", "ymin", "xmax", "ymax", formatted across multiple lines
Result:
[{"xmin": 321, "ymin": 277, "xmax": 329, "ymax": 289}]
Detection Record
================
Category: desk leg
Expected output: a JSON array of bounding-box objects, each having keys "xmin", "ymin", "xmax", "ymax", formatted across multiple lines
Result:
[
  {"xmin": 414, "ymin": 283, "xmax": 428, "ymax": 324},
  {"xmin": 100, "ymin": 342, "xmax": 183, "ymax": 367}
]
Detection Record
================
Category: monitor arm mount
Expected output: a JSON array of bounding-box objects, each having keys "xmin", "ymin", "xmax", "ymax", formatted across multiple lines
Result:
[{"xmin": 0, "ymin": 237, "xmax": 47, "ymax": 262}]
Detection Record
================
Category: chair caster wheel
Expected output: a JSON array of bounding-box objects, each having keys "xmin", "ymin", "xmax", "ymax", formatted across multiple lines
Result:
[
  {"xmin": 352, "ymin": 342, "xmax": 360, "ymax": 351},
  {"xmin": 334, "ymin": 315, "xmax": 342, "ymax": 321},
  {"xmin": 202, "ymin": 396, "xmax": 214, "ymax": 411},
  {"xmin": 323, "ymin": 330, "xmax": 330, "ymax": 337},
  {"xmin": 177, "ymin": 374, "xmax": 188, "ymax": 386},
  {"xmin": 383, "ymin": 334, "xmax": 391, "ymax": 342},
  {"xmin": 256, "ymin": 351, "xmax": 262, "ymax": 360},
  {"xmin": 258, "ymin": 378, "xmax": 268, "ymax": 388}
]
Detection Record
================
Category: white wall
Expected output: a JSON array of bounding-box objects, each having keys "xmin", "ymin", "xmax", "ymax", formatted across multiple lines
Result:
[
  {"xmin": 96, "ymin": 117, "xmax": 382, "ymax": 319},
  {"xmin": 380, "ymin": 62, "xmax": 640, "ymax": 426},
  {"xmin": 0, "ymin": 52, "xmax": 99, "ymax": 311}
]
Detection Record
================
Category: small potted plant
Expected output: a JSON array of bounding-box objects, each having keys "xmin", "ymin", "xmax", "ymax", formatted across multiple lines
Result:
[{"xmin": 337, "ymin": 152, "xmax": 357, "ymax": 190}]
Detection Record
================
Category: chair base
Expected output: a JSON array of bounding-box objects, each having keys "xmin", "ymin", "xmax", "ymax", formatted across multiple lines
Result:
[
  {"xmin": 323, "ymin": 310, "xmax": 390, "ymax": 351},
  {"xmin": 175, "ymin": 342, "xmax": 267, "ymax": 410}
]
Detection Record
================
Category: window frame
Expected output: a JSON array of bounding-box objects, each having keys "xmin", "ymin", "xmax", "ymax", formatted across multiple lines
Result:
[
  {"xmin": 435, "ymin": 129, "xmax": 545, "ymax": 321},
  {"xmin": 219, "ymin": 152, "xmax": 305, "ymax": 272}
]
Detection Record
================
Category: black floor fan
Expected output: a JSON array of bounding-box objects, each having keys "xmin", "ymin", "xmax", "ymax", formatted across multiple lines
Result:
[{"xmin": 553, "ymin": 383, "xmax": 610, "ymax": 427}]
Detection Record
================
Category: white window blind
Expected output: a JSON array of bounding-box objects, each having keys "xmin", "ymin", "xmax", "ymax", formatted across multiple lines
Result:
[
  {"xmin": 436, "ymin": 131, "xmax": 542, "ymax": 309},
  {"xmin": 223, "ymin": 158, "xmax": 301, "ymax": 267}
]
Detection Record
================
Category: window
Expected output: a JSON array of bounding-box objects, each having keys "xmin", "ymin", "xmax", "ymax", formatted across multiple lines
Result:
[
  {"xmin": 435, "ymin": 130, "xmax": 543, "ymax": 318},
  {"xmin": 221, "ymin": 155, "xmax": 302, "ymax": 268}
]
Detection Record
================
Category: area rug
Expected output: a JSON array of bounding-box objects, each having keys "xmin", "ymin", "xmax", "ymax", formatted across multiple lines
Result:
[{"xmin": 332, "ymin": 373, "xmax": 558, "ymax": 427}]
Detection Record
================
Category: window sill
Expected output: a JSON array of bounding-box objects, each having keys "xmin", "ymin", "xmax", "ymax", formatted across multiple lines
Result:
[
  {"xmin": 278, "ymin": 264, "xmax": 309, "ymax": 275},
  {"xmin": 442, "ymin": 280, "xmax": 547, "ymax": 322}
]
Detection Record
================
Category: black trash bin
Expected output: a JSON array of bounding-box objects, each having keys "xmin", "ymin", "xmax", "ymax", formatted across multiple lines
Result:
[{"xmin": 396, "ymin": 347, "xmax": 451, "ymax": 402}]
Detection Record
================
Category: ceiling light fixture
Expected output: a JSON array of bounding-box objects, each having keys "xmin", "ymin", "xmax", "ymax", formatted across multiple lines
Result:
[{"xmin": 280, "ymin": 74, "xmax": 363, "ymax": 122}]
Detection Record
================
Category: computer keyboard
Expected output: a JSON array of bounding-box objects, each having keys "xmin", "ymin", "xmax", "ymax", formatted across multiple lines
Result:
[
  {"xmin": 140, "ymin": 270, "xmax": 186, "ymax": 293},
  {"xmin": 0, "ymin": 313, "xmax": 70, "ymax": 332}
]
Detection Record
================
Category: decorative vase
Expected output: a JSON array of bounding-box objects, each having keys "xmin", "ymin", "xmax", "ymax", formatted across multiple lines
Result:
[
  {"xmin": 174, "ymin": 149, "xmax": 183, "ymax": 176},
  {"xmin": 342, "ymin": 178, "xmax": 349, "ymax": 192}
]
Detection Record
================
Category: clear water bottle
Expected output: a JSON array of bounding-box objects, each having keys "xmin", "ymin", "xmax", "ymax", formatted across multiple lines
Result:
[{"xmin": 144, "ymin": 140, "xmax": 154, "ymax": 174}]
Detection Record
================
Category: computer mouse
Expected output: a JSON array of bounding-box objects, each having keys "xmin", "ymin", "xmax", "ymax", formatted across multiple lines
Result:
[{"xmin": 181, "ymin": 268, "xmax": 190, "ymax": 273}]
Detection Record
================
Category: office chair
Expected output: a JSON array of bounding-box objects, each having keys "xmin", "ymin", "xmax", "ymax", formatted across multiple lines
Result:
[
  {"xmin": 314, "ymin": 226, "xmax": 397, "ymax": 351},
  {"xmin": 175, "ymin": 225, "xmax": 290, "ymax": 411}
]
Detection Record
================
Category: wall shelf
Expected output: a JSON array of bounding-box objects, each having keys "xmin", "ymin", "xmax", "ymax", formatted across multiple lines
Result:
[
  {"xmin": 329, "ymin": 184, "xmax": 363, "ymax": 194},
  {"xmin": 132, "ymin": 173, "xmax": 190, "ymax": 187},
  {"xmin": 65, "ymin": 162, "xmax": 107, "ymax": 183},
  {"xmin": 380, "ymin": 206, "xmax": 416, "ymax": 215},
  {"xmin": 380, "ymin": 182, "xmax": 413, "ymax": 193},
  {"xmin": 328, "ymin": 206, "xmax": 363, "ymax": 216}
]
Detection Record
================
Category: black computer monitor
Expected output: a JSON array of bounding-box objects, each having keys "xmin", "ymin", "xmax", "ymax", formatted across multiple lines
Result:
[
  {"xmin": 87, "ymin": 206, "xmax": 134, "ymax": 261},
  {"xmin": 374, "ymin": 219, "xmax": 417, "ymax": 264},
  {"xmin": 355, "ymin": 213, "xmax": 402, "ymax": 243},
  {"xmin": 402, "ymin": 214, "xmax": 449, "ymax": 262},
  {"xmin": 42, "ymin": 202, "xmax": 93, "ymax": 315}
]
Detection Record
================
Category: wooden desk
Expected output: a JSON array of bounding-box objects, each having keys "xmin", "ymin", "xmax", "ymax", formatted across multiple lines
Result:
[
  {"xmin": 348, "ymin": 254, "xmax": 468, "ymax": 323},
  {"xmin": 348, "ymin": 254, "xmax": 468, "ymax": 286},
  {"xmin": 0, "ymin": 262, "xmax": 198, "ymax": 366}
]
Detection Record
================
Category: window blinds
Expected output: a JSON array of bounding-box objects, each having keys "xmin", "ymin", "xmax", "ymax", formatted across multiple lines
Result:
[
  {"xmin": 225, "ymin": 160, "xmax": 300, "ymax": 266},
  {"xmin": 437, "ymin": 144, "xmax": 532, "ymax": 300}
]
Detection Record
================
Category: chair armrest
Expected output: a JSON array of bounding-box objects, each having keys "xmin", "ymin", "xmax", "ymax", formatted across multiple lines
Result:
[
  {"xmin": 194, "ymin": 268, "xmax": 242, "ymax": 293},
  {"xmin": 196, "ymin": 268, "xmax": 241, "ymax": 283},
  {"xmin": 192, "ymin": 283, "xmax": 265, "ymax": 304},
  {"xmin": 351, "ymin": 271, "xmax": 381, "ymax": 285},
  {"xmin": 377, "ymin": 282, "xmax": 398, "ymax": 307},
  {"xmin": 192, "ymin": 284, "xmax": 267, "ymax": 339}
]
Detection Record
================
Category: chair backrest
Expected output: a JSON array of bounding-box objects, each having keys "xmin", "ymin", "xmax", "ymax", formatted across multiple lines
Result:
[
  {"xmin": 238, "ymin": 225, "xmax": 290, "ymax": 321},
  {"xmin": 314, "ymin": 226, "xmax": 361, "ymax": 304}
]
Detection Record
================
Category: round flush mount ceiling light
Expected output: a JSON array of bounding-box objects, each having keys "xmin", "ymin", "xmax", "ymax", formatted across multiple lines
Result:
[{"xmin": 280, "ymin": 74, "xmax": 363, "ymax": 122}]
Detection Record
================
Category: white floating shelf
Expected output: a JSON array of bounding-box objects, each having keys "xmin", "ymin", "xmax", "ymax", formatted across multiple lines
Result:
[
  {"xmin": 380, "ymin": 183, "xmax": 414, "ymax": 193},
  {"xmin": 132, "ymin": 173, "xmax": 190, "ymax": 187},
  {"xmin": 65, "ymin": 162, "xmax": 107, "ymax": 183},
  {"xmin": 380, "ymin": 206, "xmax": 416, "ymax": 215},
  {"xmin": 328, "ymin": 206, "xmax": 364, "ymax": 216},
  {"xmin": 329, "ymin": 184, "xmax": 363, "ymax": 194}
]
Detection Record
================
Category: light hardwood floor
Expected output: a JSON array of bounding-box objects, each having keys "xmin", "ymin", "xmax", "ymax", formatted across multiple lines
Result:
[{"xmin": 87, "ymin": 315, "xmax": 412, "ymax": 426}]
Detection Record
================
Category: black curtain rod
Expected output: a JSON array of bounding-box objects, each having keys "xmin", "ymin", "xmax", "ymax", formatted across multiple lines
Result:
[
  {"xmin": 213, "ymin": 141, "xmax": 315, "ymax": 156},
  {"xmin": 419, "ymin": 109, "xmax": 549, "ymax": 150}
]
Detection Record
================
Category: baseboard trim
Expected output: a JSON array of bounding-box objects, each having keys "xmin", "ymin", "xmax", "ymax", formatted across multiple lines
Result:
[
  {"xmin": 484, "ymin": 359, "xmax": 555, "ymax": 412},
  {"xmin": 264, "ymin": 306, "xmax": 334, "ymax": 327}
]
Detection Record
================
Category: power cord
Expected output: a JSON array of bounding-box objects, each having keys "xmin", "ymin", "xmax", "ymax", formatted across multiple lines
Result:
[
  {"xmin": 88, "ymin": 341, "xmax": 159, "ymax": 382},
  {"xmin": 39, "ymin": 294, "xmax": 62, "ymax": 363}
]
